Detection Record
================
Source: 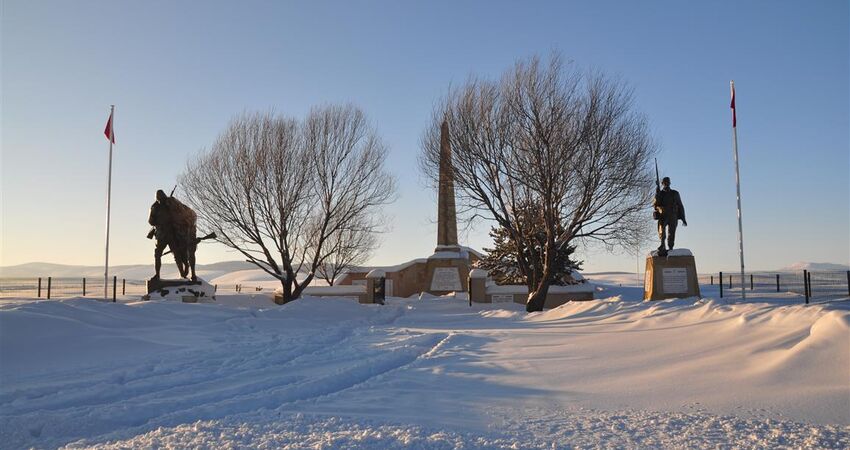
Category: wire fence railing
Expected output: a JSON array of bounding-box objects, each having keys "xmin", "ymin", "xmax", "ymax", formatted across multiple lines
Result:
[
  {"xmin": 699, "ymin": 270, "xmax": 850, "ymax": 304},
  {"xmin": 3, "ymin": 271, "xmax": 848, "ymax": 304},
  {"xmin": 0, "ymin": 277, "xmax": 274, "ymax": 301}
]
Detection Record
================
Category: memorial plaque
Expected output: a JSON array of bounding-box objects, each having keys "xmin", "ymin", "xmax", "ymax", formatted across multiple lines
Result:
[
  {"xmin": 491, "ymin": 294, "xmax": 514, "ymax": 303},
  {"xmin": 661, "ymin": 268, "xmax": 689, "ymax": 294},
  {"xmin": 644, "ymin": 270, "xmax": 652, "ymax": 293},
  {"xmin": 430, "ymin": 267, "xmax": 462, "ymax": 291}
]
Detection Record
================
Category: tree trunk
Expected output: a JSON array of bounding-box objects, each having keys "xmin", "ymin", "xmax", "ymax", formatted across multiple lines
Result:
[
  {"xmin": 527, "ymin": 239, "xmax": 555, "ymax": 312},
  {"xmin": 526, "ymin": 279, "xmax": 550, "ymax": 312},
  {"xmin": 279, "ymin": 278, "xmax": 295, "ymax": 304}
]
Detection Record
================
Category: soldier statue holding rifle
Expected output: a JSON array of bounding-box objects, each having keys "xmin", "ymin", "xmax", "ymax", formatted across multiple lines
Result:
[{"xmin": 653, "ymin": 161, "xmax": 687, "ymax": 256}]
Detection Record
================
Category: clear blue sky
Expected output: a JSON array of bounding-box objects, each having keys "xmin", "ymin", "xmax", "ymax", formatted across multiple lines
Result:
[{"xmin": 2, "ymin": 0, "xmax": 848, "ymax": 273}]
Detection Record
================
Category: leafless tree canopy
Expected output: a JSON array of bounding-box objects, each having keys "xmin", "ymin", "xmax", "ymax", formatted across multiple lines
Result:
[
  {"xmin": 181, "ymin": 105, "xmax": 396, "ymax": 302},
  {"xmin": 420, "ymin": 54, "xmax": 656, "ymax": 311}
]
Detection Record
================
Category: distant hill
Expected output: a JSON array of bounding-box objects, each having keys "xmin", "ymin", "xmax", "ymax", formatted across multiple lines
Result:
[
  {"xmin": 780, "ymin": 262, "xmax": 850, "ymax": 272},
  {"xmin": 0, "ymin": 260, "xmax": 258, "ymax": 280}
]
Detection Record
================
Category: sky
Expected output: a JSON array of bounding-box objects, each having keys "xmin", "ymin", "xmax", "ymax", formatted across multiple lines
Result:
[{"xmin": 1, "ymin": 0, "xmax": 848, "ymax": 274}]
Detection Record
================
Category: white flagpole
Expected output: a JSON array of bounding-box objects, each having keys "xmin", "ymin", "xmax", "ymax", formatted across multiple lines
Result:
[
  {"xmin": 104, "ymin": 105, "xmax": 115, "ymax": 300},
  {"xmin": 730, "ymin": 81, "xmax": 745, "ymax": 301}
]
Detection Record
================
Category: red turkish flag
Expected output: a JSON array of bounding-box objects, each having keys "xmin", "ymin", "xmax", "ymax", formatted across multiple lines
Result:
[
  {"xmin": 104, "ymin": 110, "xmax": 115, "ymax": 143},
  {"xmin": 730, "ymin": 83, "xmax": 736, "ymax": 128}
]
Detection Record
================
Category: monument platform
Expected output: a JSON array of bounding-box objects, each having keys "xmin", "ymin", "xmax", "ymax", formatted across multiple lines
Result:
[
  {"xmin": 644, "ymin": 249, "xmax": 701, "ymax": 300},
  {"xmin": 145, "ymin": 278, "xmax": 216, "ymax": 302}
]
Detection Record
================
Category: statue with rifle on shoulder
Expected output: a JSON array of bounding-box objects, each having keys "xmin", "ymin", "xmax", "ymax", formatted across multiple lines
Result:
[{"xmin": 653, "ymin": 159, "xmax": 687, "ymax": 257}]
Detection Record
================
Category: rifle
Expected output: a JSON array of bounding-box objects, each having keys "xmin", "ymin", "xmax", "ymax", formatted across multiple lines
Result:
[
  {"xmin": 161, "ymin": 232, "xmax": 218, "ymax": 256},
  {"xmin": 653, "ymin": 158, "xmax": 662, "ymax": 220},
  {"xmin": 654, "ymin": 158, "xmax": 660, "ymax": 193},
  {"xmin": 169, "ymin": 185, "xmax": 177, "ymax": 197}
]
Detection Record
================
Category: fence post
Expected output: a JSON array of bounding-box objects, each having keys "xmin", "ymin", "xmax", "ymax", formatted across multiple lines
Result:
[
  {"xmin": 83, "ymin": 278, "xmax": 86, "ymax": 296},
  {"xmin": 750, "ymin": 274, "xmax": 754, "ymax": 290},
  {"xmin": 710, "ymin": 275, "xmax": 713, "ymax": 285},
  {"xmin": 807, "ymin": 271, "xmax": 812, "ymax": 301},
  {"xmin": 803, "ymin": 270, "xmax": 809, "ymax": 304},
  {"xmin": 122, "ymin": 279, "xmax": 126, "ymax": 295},
  {"xmin": 728, "ymin": 274, "xmax": 732, "ymax": 289},
  {"xmin": 38, "ymin": 278, "xmax": 42, "ymax": 298},
  {"xmin": 846, "ymin": 271, "xmax": 850, "ymax": 297},
  {"xmin": 776, "ymin": 274, "xmax": 780, "ymax": 292},
  {"xmin": 719, "ymin": 271, "xmax": 723, "ymax": 298},
  {"xmin": 214, "ymin": 284, "xmax": 218, "ymax": 292},
  {"xmin": 112, "ymin": 275, "xmax": 117, "ymax": 302},
  {"xmin": 47, "ymin": 277, "xmax": 52, "ymax": 299}
]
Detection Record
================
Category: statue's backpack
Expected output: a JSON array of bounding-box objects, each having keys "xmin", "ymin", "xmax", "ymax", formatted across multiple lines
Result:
[{"xmin": 168, "ymin": 196, "xmax": 197, "ymax": 241}]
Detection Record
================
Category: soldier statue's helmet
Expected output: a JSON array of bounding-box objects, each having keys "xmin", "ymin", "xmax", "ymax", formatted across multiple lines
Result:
[
  {"xmin": 661, "ymin": 177, "xmax": 671, "ymax": 185},
  {"xmin": 156, "ymin": 189, "xmax": 168, "ymax": 202}
]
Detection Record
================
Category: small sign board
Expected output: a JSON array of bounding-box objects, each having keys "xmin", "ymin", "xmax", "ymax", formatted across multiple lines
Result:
[
  {"xmin": 491, "ymin": 294, "xmax": 514, "ymax": 304},
  {"xmin": 661, "ymin": 268, "xmax": 689, "ymax": 294},
  {"xmin": 430, "ymin": 267, "xmax": 462, "ymax": 291},
  {"xmin": 352, "ymin": 280, "xmax": 367, "ymax": 286}
]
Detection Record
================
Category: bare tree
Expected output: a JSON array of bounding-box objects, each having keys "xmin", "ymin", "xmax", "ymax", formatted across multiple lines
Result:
[
  {"xmin": 421, "ymin": 54, "xmax": 656, "ymax": 312},
  {"xmin": 316, "ymin": 217, "xmax": 378, "ymax": 285},
  {"xmin": 181, "ymin": 105, "xmax": 396, "ymax": 303}
]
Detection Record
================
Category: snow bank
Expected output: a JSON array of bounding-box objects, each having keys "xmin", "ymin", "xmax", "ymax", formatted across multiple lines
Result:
[{"xmin": 0, "ymin": 288, "xmax": 847, "ymax": 449}]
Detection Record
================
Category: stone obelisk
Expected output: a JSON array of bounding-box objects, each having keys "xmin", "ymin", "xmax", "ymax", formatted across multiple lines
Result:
[{"xmin": 436, "ymin": 120, "xmax": 459, "ymax": 252}]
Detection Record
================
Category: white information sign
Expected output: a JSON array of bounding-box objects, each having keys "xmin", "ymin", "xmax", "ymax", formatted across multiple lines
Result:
[
  {"xmin": 644, "ymin": 270, "xmax": 652, "ymax": 293},
  {"xmin": 491, "ymin": 294, "xmax": 514, "ymax": 304},
  {"xmin": 385, "ymin": 279, "xmax": 394, "ymax": 297},
  {"xmin": 430, "ymin": 267, "xmax": 463, "ymax": 291},
  {"xmin": 352, "ymin": 280, "xmax": 367, "ymax": 286},
  {"xmin": 661, "ymin": 268, "xmax": 689, "ymax": 294}
]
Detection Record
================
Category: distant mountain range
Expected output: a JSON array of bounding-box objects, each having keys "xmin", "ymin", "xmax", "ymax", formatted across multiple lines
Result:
[
  {"xmin": 2, "ymin": 260, "xmax": 847, "ymax": 281},
  {"xmin": 780, "ymin": 262, "xmax": 850, "ymax": 272},
  {"xmin": 0, "ymin": 261, "xmax": 259, "ymax": 280}
]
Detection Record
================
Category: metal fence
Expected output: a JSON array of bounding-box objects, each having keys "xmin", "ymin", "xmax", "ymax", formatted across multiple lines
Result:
[
  {"xmin": 0, "ymin": 277, "xmax": 273, "ymax": 300},
  {"xmin": 699, "ymin": 270, "xmax": 850, "ymax": 304},
  {"xmin": 3, "ymin": 271, "xmax": 848, "ymax": 304}
]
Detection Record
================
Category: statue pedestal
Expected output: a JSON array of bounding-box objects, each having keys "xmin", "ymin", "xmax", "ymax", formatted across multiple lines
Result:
[
  {"xmin": 644, "ymin": 249, "xmax": 701, "ymax": 300},
  {"xmin": 145, "ymin": 278, "xmax": 215, "ymax": 302}
]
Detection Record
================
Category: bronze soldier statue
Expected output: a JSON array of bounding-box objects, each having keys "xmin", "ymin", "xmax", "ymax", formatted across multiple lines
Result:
[
  {"xmin": 653, "ymin": 176, "xmax": 687, "ymax": 256},
  {"xmin": 148, "ymin": 189, "xmax": 199, "ymax": 281}
]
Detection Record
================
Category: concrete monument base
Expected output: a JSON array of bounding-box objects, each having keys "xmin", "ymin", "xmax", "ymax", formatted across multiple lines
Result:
[
  {"xmin": 145, "ymin": 278, "xmax": 216, "ymax": 302},
  {"xmin": 644, "ymin": 249, "xmax": 701, "ymax": 300}
]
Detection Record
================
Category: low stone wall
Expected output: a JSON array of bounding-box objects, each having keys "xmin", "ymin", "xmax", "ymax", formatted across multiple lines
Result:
[
  {"xmin": 336, "ymin": 256, "xmax": 472, "ymax": 298},
  {"xmin": 482, "ymin": 284, "xmax": 594, "ymax": 308},
  {"xmin": 275, "ymin": 285, "xmax": 367, "ymax": 304}
]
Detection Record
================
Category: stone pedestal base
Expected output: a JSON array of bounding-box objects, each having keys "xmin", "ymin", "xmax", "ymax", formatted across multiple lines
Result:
[
  {"xmin": 425, "ymin": 258, "xmax": 470, "ymax": 296},
  {"xmin": 145, "ymin": 278, "xmax": 215, "ymax": 302},
  {"xmin": 644, "ymin": 250, "xmax": 701, "ymax": 300}
]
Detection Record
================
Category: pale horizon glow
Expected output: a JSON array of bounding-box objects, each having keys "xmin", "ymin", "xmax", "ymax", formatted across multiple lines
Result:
[{"xmin": 1, "ymin": 0, "xmax": 848, "ymax": 273}]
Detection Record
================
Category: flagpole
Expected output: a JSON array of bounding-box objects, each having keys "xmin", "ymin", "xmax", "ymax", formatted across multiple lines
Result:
[
  {"xmin": 104, "ymin": 105, "xmax": 114, "ymax": 300},
  {"xmin": 730, "ymin": 81, "xmax": 745, "ymax": 301}
]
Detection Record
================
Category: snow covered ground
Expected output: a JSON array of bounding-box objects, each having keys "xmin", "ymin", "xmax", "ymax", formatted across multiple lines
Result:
[{"xmin": 0, "ymin": 276, "xmax": 848, "ymax": 449}]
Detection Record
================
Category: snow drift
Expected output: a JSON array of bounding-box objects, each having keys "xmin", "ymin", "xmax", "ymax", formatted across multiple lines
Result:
[{"xmin": 0, "ymin": 285, "xmax": 847, "ymax": 449}]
